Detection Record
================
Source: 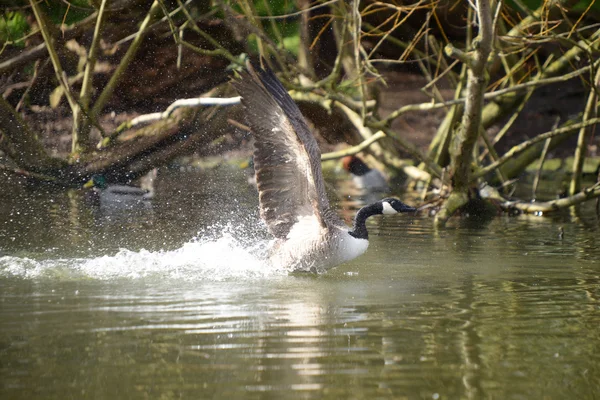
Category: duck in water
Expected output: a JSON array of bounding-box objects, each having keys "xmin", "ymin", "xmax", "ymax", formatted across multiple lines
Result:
[{"xmin": 342, "ymin": 155, "xmax": 389, "ymax": 192}]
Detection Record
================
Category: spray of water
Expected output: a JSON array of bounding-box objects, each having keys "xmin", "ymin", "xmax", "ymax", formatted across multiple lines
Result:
[{"xmin": 0, "ymin": 222, "xmax": 288, "ymax": 281}]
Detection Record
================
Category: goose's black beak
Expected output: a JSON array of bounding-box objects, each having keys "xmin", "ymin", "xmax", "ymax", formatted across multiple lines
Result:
[{"xmin": 401, "ymin": 204, "xmax": 418, "ymax": 213}]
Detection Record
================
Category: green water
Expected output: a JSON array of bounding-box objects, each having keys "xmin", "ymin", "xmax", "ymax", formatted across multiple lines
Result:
[{"xmin": 1, "ymin": 167, "xmax": 599, "ymax": 399}]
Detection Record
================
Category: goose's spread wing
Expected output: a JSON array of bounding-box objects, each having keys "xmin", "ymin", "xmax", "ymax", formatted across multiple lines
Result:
[{"xmin": 233, "ymin": 61, "xmax": 343, "ymax": 239}]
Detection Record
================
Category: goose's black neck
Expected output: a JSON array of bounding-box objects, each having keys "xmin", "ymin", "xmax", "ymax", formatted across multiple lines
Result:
[{"xmin": 348, "ymin": 202, "xmax": 382, "ymax": 240}]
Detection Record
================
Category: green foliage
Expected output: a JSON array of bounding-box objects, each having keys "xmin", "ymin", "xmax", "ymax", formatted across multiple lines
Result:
[
  {"xmin": 41, "ymin": 0, "xmax": 94, "ymax": 26},
  {"xmin": 234, "ymin": 0, "xmax": 300, "ymax": 56},
  {"xmin": 0, "ymin": 11, "xmax": 29, "ymax": 47},
  {"xmin": 572, "ymin": 0, "xmax": 600, "ymax": 12}
]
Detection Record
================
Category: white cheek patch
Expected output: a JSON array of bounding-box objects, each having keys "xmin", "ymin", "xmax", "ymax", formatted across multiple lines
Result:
[{"xmin": 382, "ymin": 202, "xmax": 397, "ymax": 215}]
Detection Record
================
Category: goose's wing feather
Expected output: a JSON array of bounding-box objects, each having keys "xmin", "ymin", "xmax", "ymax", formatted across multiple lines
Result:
[{"xmin": 232, "ymin": 61, "xmax": 343, "ymax": 239}]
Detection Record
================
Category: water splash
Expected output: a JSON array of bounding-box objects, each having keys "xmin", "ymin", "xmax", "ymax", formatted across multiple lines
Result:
[{"xmin": 0, "ymin": 223, "xmax": 286, "ymax": 281}]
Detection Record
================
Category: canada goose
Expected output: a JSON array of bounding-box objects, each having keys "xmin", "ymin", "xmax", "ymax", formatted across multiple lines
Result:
[
  {"xmin": 233, "ymin": 61, "xmax": 416, "ymax": 272},
  {"xmin": 342, "ymin": 155, "xmax": 389, "ymax": 192}
]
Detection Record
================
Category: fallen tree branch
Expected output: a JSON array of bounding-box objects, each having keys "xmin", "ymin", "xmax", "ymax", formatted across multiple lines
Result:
[
  {"xmin": 0, "ymin": 97, "xmax": 67, "ymax": 174},
  {"xmin": 473, "ymin": 117, "xmax": 600, "ymax": 180},
  {"xmin": 90, "ymin": 1, "xmax": 162, "ymax": 121},
  {"xmin": 321, "ymin": 131, "xmax": 386, "ymax": 160},
  {"xmin": 99, "ymin": 96, "xmax": 240, "ymax": 148},
  {"xmin": 131, "ymin": 96, "xmax": 241, "ymax": 126},
  {"xmin": 376, "ymin": 61, "xmax": 596, "ymax": 128},
  {"xmin": 129, "ymin": 97, "xmax": 241, "ymax": 126},
  {"xmin": 290, "ymin": 89, "xmax": 439, "ymax": 180},
  {"xmin": 0, "ymin": 163, "xmax": 57, "ymax": 183},
  {"xmin": 481, "ymin": 182, "xmax": 600, "ymax": 213}
]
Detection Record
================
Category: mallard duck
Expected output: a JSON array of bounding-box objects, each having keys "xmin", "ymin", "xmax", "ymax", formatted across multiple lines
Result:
[{"xmin": 84, "ymin": 170, "xmax": 156, "ymax": 210}]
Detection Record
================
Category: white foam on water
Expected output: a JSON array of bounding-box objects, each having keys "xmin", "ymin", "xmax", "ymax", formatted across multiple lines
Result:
[{"xmin": 0, "ymin": 224, "xmax": 288, "ymax": 281}]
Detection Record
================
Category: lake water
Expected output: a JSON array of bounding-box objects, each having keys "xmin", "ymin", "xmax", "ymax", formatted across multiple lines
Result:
[{"xmin": 1, "ymin": 166, "xmax": 599, "ymax": 399}]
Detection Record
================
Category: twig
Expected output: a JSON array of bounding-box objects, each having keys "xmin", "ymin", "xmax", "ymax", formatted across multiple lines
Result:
[
  {"xmin": 377, "ymin": 62, "xmax": 596, "ymax": 127},
  {"xmin": 15, "ymin": 59, "xmax": 46, "ymax": 112},
  {"xmin": 0, "ymin": 163, "xmax": 57, "ymax": 183},
  {"xmin": 291, "ymin": 89, "xmax": 442, "ymax": 178},
  {"xmin": 532, "ymin": 114, "xmax": 560, "ymax": 199},
  {"xmin": 382, "ymin": 127, "xmax": 443, "ymax": 178},
  {"xmin": 113, "ymin": 0, "xmax": 194, "ymax": 46},
  {"xmin": 251, "ymin": 0, "xmax": 340, "ymax": 20},
  {"xmin": 531, "ymin": 137, "xmax": 552, "ymax": 200},
  {"xmin": 473, "ymin": 117, "xmax": 600, "ymax": 180},
  {"xmin": 479, "ymin": 126, "xmax": 507, "ymax": 185},
  {"xmin": 90, "ymin": 1, "xmax": 161, "ymax": 119},
  {"xmin": 128, "ymin": 97, "xmax": 241, "ymax": 126},
  {"xmin": 73, "ymin": 0, "xmax": 108, "ymax": 153},
  {"xmin": 172, "ymin": 0, "xmax": 241, "ymax": 65},
  {"xmin": 321, "ymin": 131, "xmax": 387, "ymax": 161},
  {"xmin": 29, "ymin": 0, "xmax": 78, "ymax": 113},
  {"xmin": 0, "ymin": 43, "xmax": 45, "ymax": 75},
  {"xmin": 0, "ymin": 12, "xmax": 98, "ymax": 76},
  {"xmin": 99, "ymin": 96, "xmax": 240, "ymax": 148},
  {"xmin": 487, "ymin": 182, "xmax": 600, "ymax": 213},
  {"xmin": 569, "ymin": 65, "xmax": 600, "ymax": 195}
]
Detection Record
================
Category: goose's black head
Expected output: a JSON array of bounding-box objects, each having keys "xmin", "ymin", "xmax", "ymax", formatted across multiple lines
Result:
[{"xmin": 349, "ymin": 198, "xmax": 417, "ymax": 240}]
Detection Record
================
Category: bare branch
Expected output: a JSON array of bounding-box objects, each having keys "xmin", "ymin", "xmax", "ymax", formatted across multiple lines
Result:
[
  {"xmin": 473, "ymin": 117, "xmax": 600, "ymax": 180},
  {"xmin": 321, "ymin": 131, "xmax": 387, "ymax": 161},
  {"xmin": 90, "ymin": 1, "xmax": 162, "ymax": 119},
  {"xmin": 482, "ymin": 183, "xmax": 600, "ymax": 213}
]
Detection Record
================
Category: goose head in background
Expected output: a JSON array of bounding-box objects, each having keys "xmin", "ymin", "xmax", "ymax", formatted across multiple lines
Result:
[
  {"xmin": 232, "ymin": 60, "xmax": 416, "ymax": 273},
  {"xmin": 342, "ymin": 155, "xmax": 389, "ymax": 192}
]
